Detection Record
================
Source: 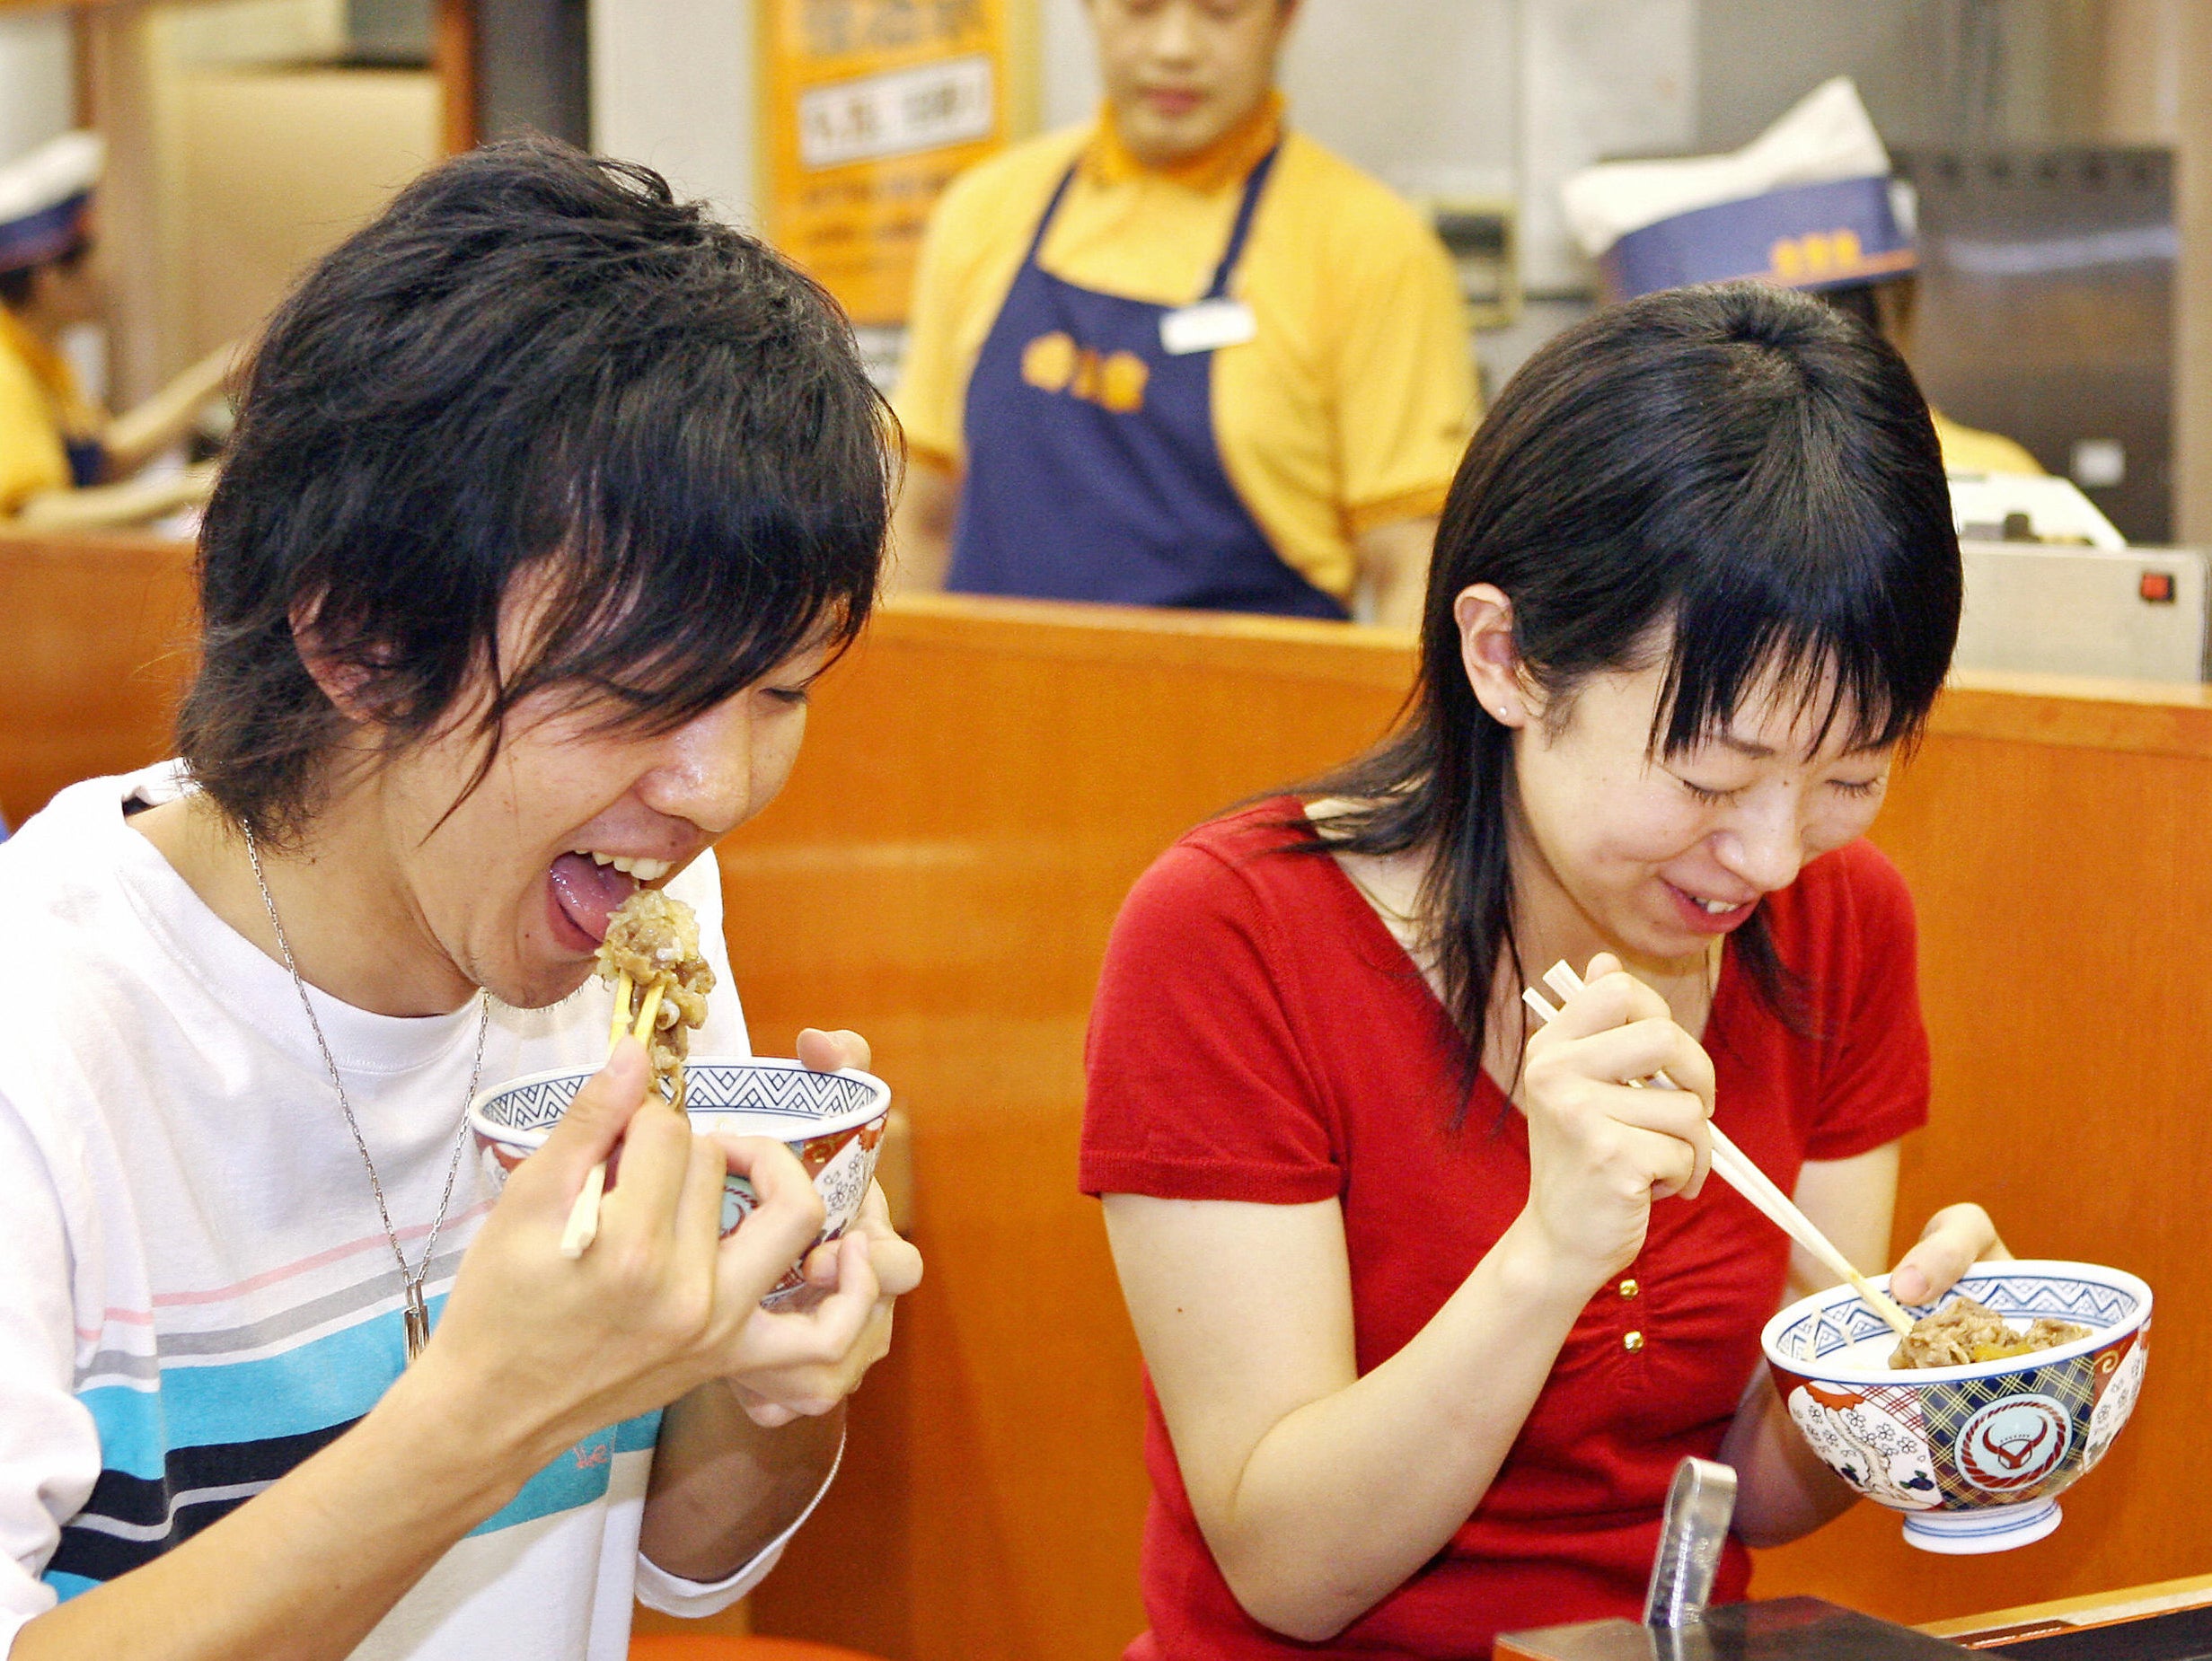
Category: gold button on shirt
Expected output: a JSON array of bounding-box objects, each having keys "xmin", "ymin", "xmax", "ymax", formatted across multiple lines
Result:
[{"xmin": 895, "ymin": 94, "xmax": 1478, "ymax": 604}]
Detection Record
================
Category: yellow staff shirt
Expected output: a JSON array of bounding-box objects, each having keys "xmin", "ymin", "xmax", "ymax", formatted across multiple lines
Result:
[
  {"xmin": 0, "ymin": 307, "xmax": 104, "ymax": 515},
  {"xmin": 1931, "ymin": 409, "xmax": 2043, "ymax": 477},
  {"xmin": 895, "ymin": 98, "xmax": 1478, "ymax": 602}
]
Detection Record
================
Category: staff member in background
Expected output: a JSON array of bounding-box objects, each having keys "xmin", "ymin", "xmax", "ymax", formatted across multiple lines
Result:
[
  {"xmin": 1564, "ymin": 78, "xmax": 2042, "ymax": 479},
  {"xmin": 889, "ymin": 0, "xmax": 1475, "ymax": 626},
  {"xmin": 0, "ymin": 133, "xmax": 235, "ymax": 530},
  {"xmin": 1836, "ymin": 275, "xmax": 2041, "ymax": 476}
]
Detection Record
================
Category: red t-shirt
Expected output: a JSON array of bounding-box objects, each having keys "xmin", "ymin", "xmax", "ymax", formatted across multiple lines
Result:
[{"xmin": 1080, "ymin": 801, "xmax": 1930, "ymax": 1661}]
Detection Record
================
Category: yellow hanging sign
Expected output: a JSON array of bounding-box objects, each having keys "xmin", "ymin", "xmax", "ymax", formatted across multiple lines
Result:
[{"xmin": 759, "ymin": 0, "xmax": 1032, "ymax": 326}]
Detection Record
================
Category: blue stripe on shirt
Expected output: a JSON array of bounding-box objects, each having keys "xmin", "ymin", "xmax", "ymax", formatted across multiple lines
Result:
[{"xmin": 66, "ymin": 1290, "xmax": 668, "ymax": 1583}]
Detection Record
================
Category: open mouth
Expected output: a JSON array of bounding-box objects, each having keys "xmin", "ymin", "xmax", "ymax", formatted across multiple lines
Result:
[
  {"xmin": 548, "ymin": 849, "xmax": 670, "ymax": 946},
  {"xmin": 1664, "ymin": 880, "xmax": 1758, "ymax": 933}
]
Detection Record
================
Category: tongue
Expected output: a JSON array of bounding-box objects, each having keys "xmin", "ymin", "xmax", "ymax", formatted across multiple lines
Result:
[{"xmin": 550, "ymin": 853, "xmax": 639, "ymax": 945}]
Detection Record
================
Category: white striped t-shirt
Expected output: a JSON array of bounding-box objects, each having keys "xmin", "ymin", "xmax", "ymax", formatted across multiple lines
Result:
[{"xmin": 0, "ymin": 764, "xmax": 810, "ymax": 1659}]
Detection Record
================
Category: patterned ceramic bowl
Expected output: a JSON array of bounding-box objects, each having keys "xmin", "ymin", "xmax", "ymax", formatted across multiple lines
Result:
[
  {"xmin": 470, "ymin": 1057, "xmax": 892, "ymax": 1308},
  {"xmin": 1761, "ymin": 1260, "xmax": 2151, "ymax": 1555}
]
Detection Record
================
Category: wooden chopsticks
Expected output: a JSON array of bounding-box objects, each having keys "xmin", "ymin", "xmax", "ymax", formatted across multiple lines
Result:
[
  {"xmin": 559, "ymin": 971, "xmax": 667, "ymax": 1260},
  {"xmin": 1521, "ymin": 960, "xmax": 1917, "ymax": 1340}
]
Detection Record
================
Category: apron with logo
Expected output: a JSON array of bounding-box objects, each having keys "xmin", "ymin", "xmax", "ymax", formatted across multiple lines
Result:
[{"xmin": 947, "ymin": 145, "xmax": 1345, "ymax": 619}]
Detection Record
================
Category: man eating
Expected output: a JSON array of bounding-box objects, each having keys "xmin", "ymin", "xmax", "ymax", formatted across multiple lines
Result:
[{"xmin": 0, "ymin": 137, "xmax": 920, "ymax": 1661}]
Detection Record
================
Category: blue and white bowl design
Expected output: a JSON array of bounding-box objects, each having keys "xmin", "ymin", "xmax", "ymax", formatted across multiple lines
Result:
[
  {"xmin": 1761, "ymin": 1261, "xmax": 2151, "ymax": 1555},
  {"xmin": 474, "ymin": 1058, "xmax": 887, "ymax": 1138},
  {"xmin": 471, "ymin": 1057, "xmax": 892, "ymax": 1306}
]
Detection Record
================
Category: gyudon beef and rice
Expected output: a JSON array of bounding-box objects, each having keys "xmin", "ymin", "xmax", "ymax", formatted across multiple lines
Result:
[
  {"xmin": 1890, "ymin": 1295, "xmax": 2091, "ymax": 1369},
  {"xmin": 595, "ymin": 888, "xmax": 714, "ymax": 1103}
]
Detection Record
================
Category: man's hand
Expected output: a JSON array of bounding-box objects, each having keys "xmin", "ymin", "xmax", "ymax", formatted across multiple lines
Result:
[
  {"xmin": 717, "ymin": 1026, "xmax": 925, "ymax": 1427},
  {"xmin": 886, "ymin": 459, "xmax": 958, "ymax": 598},
  {"xmin": 404, "ymin": 1039, "xmax": 830, "ymax": 1474}
]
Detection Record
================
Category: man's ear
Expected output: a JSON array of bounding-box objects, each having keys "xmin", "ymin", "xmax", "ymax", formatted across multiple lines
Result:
[
  {"xmin": 288, "ymin": 593, "xmax": 382, "ymax": 724},
  {"xmin": 1451, "ymin": 583, "xmax": 1537, "ymax": 729}
]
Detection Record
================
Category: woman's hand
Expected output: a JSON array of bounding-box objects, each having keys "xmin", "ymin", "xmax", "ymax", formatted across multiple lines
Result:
[
  {"xmin": 1516, "ymin": 953, "xmax": 1717, "ymax": 1287},
  {"xmin": 401, "ymin": 1038, "xmax": 837, "ymax": 1477},
  {"xmin": 1890, "ymin": 1203, "xmax": 2010, "ymax": 1305}
]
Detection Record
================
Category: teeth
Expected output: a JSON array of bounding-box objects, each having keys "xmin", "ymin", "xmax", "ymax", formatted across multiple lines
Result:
[
  {"xmin": 574, "ymin": 851, "xmax": 673, "ymax": 883},
  {"xmin": 1697, "ymin": 896, "xmax": 1735, "ymax": 915}
]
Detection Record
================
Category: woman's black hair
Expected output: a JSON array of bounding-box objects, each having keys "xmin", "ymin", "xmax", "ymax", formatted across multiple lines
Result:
[
  {"xmin": 1300, "ymin": 282, "xmax": 1960, "ymax": 1111},
  {"xmin": 180, "ymin": 136, "xmax": 897, "ymax": 845}
]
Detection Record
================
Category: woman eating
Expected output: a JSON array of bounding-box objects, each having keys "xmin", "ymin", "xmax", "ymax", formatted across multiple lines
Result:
[{"xmin": 1080, "ymin": 282, "xmax": 2005, "ymax": 1658}]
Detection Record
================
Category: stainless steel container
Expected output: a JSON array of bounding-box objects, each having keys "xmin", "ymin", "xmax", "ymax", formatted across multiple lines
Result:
[{"xmin": 1956, "ymin": 540, "xmax": 2208, "ymax": 682}]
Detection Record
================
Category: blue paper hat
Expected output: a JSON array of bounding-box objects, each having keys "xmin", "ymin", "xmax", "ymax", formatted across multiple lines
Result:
[
  {"xmin": 1601, "ymin": 174, "xmax": 1915, "ymax": 303},
  {"xmin": 0, "ymin": 134, "xmax": 101, "ymax": 277}
]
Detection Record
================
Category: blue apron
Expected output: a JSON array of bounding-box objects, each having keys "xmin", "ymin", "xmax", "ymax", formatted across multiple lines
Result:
[
  {"xmin": 65, "ymin": 437, "xmax": 103, "ymax": 488},
  {"xmin": 947, "ymin": 145, "xmax": 1345, "ymax": 619}
]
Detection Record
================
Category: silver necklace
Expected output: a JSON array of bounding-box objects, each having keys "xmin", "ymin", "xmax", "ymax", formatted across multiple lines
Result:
[{"xmin": 242, "ymin": 823, "xmax": 489, "ymax": 1364}]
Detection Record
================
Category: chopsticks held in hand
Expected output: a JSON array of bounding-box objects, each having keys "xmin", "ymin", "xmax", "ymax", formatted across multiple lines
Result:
[
  {"xmin": 559, "ymin": 972, "xmax": 666, "ymax": 1261},
  {"xmin": 1521, "ymin": 960, "xmax": 1917, "ymax": 1340}
]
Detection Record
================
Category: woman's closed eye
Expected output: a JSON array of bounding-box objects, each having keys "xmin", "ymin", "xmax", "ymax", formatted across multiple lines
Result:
[
  {"xmin": 1670, "ymin": 769, "xmax": 1887, "ymax": 805},
  {"xmin": 1670, "ymin": 771, "xmax": 1743, "ymax": 806}
]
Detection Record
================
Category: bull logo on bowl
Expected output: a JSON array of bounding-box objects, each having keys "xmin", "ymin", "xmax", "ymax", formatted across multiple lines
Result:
[{"xmin": 1954, "ymin": 1394, "xmax": 2072, "ymax": 1493}]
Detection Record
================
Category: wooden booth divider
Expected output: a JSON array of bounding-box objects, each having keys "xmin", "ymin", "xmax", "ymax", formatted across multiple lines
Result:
[
  {"xmin": 0, "ymin": 530, "xmax": 199, "ymax": 830},
  {"xmin": 718, "ymin": 599, "xmax": 2212, "ymax": 1658},
  {"xmin": 7, "ymin": 539, "xmax": 2212, "ymax": 1658}
]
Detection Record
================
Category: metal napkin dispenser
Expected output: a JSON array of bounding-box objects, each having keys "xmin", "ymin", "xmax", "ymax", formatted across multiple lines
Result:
[{"xmin": 1496, "ymin": 1460, "xmax": 1973, "ymax": 1661}]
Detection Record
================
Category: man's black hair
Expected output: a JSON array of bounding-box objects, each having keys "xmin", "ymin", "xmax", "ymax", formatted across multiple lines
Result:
[{"xmin": 179, "ymin": 136, "xmax": 897, "ymax": 844}]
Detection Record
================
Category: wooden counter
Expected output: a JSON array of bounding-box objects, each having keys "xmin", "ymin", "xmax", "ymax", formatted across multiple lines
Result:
[
  {"xmin": 1927, "ymin": 1571, "xmax": 2212, "ymax": 1647},
  {"xmin": 6, "ymin": 540, "xmax": 2211, "ymax": 1656}
]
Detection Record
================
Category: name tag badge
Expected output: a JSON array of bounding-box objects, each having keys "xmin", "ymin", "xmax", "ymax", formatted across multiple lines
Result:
[{"xmin": 1160, "ymin": 299, "xmax": 1257, "ymax": 356}]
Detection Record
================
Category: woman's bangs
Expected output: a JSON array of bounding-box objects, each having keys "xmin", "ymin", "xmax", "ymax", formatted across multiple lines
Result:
[{"xmin": 1651, "ymin": 534, "xmax": 1949, "ymax": 760}]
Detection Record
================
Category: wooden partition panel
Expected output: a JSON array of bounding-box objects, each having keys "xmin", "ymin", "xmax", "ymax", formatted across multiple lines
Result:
[
  {"xmin": 0, "ymin": 532, "xmax": 196, "ymax": 828},
  {"xmin": 1754, "ymin": 679, "xmax": 2212, "ymax": 1621},
  {"xmin": 720, "ymin": 596, "xmax": 1414, "ymax": 1661},
  {"xmin": 725, "ymin": 602, "xmax": 2212, "ymax": 1658}
]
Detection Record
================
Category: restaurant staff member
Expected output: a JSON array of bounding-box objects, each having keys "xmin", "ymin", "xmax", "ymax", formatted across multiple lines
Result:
[
  {"xmin": 0, "ymin": 133, "xmax": 234, "ymax": 529},
  {"xmin": 889, "ymin": 0, "xmax": 1475, "ymax": 626},
  {"xmin": 1563, "ymin": 77, "xmax": 2042, "ymax": 479}
]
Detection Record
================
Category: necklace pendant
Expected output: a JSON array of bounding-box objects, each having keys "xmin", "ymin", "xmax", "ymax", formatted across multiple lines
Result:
[{"xmin": 402, "ymin": 1282, "xmax": 431, "ymax": 1365}]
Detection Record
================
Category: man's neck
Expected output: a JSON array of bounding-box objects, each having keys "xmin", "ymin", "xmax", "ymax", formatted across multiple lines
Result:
[
  {"xmin": 131, "ymin": 787, "xmax": 478, "ymax": 1019},
  {"xmin": 1096, "ymin": 90, "xmax": 1283, "ymax": 190}
]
